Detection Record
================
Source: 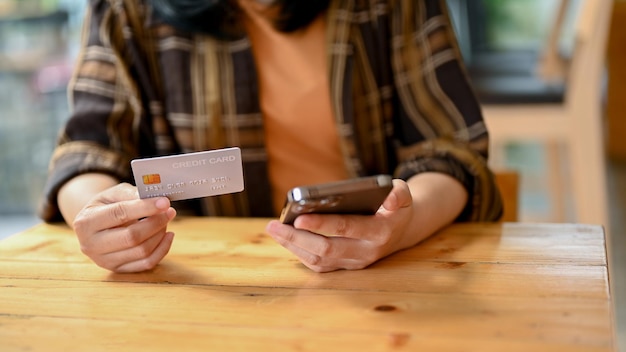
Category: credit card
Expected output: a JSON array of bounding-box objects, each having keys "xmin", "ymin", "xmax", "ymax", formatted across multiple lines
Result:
[{"xmin": 130, "ymin": 147, "xmax": 244, "ymax": 201}]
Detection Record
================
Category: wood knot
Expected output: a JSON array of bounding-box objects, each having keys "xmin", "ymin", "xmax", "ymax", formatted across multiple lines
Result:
[
  {"xmin": 374, "ymin": 305, "xmax": 397, "ymax": 312},
  {"xmin": 388, "ymin": 332, "xmax": 410, "ymax": 347},
  {"xmin": 439, "ymin": 261, "xmax": 466, "ymax": 269}
]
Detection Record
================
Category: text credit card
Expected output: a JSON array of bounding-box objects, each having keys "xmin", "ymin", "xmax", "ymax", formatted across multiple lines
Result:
[{"xmin": 130, "ymin": 147, "xmax": 244, "ymax": 201}]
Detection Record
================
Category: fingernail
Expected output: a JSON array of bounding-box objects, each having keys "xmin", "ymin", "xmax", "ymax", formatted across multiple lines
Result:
[
  {"xmin": 265, "ymin": 221, "xmax": 283, "ymax": 237},
  {"xmin": 155, "ymin": 197, "xmax": 170, "ymax": 209},
  {"xmin": 265, "ymin": 220, "xmax": 278, "ymax": 232}
]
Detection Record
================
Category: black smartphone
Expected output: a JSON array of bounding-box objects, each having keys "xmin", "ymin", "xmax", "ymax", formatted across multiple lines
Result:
[{"xmin": 279, "ymin": 174, "xmax": 394, "ymax": 225}]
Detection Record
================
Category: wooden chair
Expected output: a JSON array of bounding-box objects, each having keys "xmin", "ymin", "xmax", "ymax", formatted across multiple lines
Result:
[
  {"xmin": 478, "ymin": 0, "xmax": 612, "ymax": 226},
  {"xmin": 494, "ymin": 170, "xmax": 520, "ymax": 222}
]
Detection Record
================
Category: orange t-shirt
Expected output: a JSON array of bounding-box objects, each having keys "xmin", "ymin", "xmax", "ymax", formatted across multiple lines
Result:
[{"xmin": 241, "ymin": 2, "xmax": 349, "ymax": 215}]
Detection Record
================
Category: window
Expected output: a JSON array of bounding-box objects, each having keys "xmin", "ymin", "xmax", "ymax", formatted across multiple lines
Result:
[
  {"xmin": 447, "ymin": 0, "xmax": 579, "ymax": 66},
  {"xmin": 446, "ymin": 0, "xmax": 585, "ymax": 222}
]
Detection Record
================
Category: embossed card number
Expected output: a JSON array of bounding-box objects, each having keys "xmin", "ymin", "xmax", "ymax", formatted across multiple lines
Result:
[{"xmin": 131, "ymin": 147, "xmax": 244, "ymax": 201}]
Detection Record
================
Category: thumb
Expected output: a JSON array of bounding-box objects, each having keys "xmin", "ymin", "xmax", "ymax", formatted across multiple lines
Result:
[{"xmin": 382, "ymin": 179, "xmax": 412, "ymax": 211}]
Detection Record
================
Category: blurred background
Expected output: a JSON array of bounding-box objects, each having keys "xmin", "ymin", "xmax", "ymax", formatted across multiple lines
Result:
[
  {"xmin": 0, "ymin": 0, "xmax": 583, "ymax": 234},
  {"xmin": 0, "ymin": 0, "xmax": 623, "ymax": 349},
  {"xmin": 0, "ymin": 0, "xmax": 85, "ymax": 235}
]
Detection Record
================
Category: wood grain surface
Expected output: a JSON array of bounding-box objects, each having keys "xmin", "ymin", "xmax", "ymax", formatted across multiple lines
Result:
[{"xmin": 0, "ymin": 217, "xmax": 615, "ymax": 351}]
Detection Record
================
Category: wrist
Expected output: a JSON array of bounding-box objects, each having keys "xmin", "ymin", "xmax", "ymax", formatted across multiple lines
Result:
[
  {"xmin": 58, "ymin": 173, "xmax": 119, "ymax": 227},
  {"xmin": 402, "ymin": 172, "xmax": 468, "ymax": 241}
]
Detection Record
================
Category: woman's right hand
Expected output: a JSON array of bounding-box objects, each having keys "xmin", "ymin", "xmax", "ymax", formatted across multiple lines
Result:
[{"xmin": 59, "ymin": 174, "xmax": 177, "ymax": 273}]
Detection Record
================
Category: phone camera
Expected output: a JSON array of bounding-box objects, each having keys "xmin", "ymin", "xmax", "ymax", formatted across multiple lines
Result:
[{"xmin": 294, "ymin": 196, "xmax": 341, "ymax": 213}]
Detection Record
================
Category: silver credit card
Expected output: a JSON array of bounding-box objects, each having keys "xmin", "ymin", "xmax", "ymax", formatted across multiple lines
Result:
[{"xmin": 131, "ymin": 147, "xmax": 244, "ymax": 201}]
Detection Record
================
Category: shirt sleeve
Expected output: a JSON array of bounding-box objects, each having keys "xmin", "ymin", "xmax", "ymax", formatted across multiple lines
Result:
[
  {"xmin": 389, "ymin": 0, "xmax": 503, "ymax": 221},
  {"xmin": 38, "ymin": 0, "xmax": 159, "ymax": 222}
]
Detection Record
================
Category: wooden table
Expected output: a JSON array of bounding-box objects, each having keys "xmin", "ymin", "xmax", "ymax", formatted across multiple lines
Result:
[{"xmin": 0, "ymin": 217, "xmax": 616, "ymax": 351}]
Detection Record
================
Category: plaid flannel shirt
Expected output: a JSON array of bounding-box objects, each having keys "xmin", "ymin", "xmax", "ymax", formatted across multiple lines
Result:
[{"xmin": 40, "ymin": 0, "xmax": 503, "ymax": 222}]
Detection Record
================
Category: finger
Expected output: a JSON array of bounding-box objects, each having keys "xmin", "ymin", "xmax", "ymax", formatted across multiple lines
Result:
[
  {"xmin": 92, "ymin": 227, "xmax": 168, "ymax": 270},
  {"xmin": 283, "ymin": 240, "xmax": 368, "ymax": 272},
  {"xmin": 113, "ymin": 231, "xmax": 175, "ymax": 273},
  {"xmin": 99, "ymin": 182, "xmax": 143, "ymax": 203},
  {"xmin": 293, "ymin": 212, "xmax": 383, "ymax": 241},
  {"xmin": 381, "ymin": 179, "xmax": 412, "ymax": 212},
  {"xmin": 75, "ymin": 196, "xmax": 172, "ymax": 236},
  {"xmin": 266, "ymin": 220, "xmax": 365, "ymax": 264},
  {"xmin": 88, "ymin": 208, "xmax": 176, "ymax": 255},
  {"xmin": 281, "ymin": 240, "xmax": 359, "ymax": 273}
]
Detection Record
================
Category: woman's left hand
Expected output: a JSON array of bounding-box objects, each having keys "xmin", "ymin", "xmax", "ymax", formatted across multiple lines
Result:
[{"xmin": 265, "ymin": 179, "xmax": 417, "ymax": 272}]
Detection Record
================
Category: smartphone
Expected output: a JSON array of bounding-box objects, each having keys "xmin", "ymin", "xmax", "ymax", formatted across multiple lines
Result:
[{"xmin": 279, "ymin": 174, "xmax": 393, "ymax": 225}]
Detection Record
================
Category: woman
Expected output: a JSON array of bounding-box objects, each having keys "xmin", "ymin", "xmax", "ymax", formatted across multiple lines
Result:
[{"xmin": 39, "ymin": 0, "xmax": 502, "ymax": 273}]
